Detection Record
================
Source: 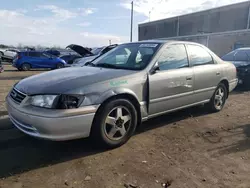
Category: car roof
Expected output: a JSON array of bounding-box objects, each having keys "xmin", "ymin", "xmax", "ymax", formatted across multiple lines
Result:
[
  {"xmin": 236, "ymin": 48, "xmax": 250, "ymax": 51},
  {"xmin": 122, "ymin": 40, "xmax": 203, "ymax": 46}
]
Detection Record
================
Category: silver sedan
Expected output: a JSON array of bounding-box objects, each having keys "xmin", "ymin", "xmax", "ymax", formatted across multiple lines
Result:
[{"xmin": 6, "ymin": 40, "xmax": 238, "ymax": 148}]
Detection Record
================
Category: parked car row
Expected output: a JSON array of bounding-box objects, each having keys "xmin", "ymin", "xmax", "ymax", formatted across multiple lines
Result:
[
  {"xmin": 71, "ymin": 44, "xmax": 118, "ymax": 67},
  {"xmin": 6, "ymin": 40, "xmax": 238, "ymax": 148},
  {"xmin": 7, "ymin": 44, "xmax": 119, "ymax": 71}
]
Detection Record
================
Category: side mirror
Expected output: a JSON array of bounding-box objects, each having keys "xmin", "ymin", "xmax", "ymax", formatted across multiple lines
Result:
[{"xmin": 151, "ymin": 62, "xmax": 160, "ymax": 74}]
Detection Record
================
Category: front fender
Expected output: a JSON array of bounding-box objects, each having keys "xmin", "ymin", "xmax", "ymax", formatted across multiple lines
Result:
[{"xmin": 95, "ymin": 88, "xmax": 140, "ymax": 104}]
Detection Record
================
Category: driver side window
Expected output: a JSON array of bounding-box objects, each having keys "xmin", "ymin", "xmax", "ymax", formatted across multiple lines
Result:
[{"xmin": 157, "ymin": 44, "xmax": 189, "ymax": 71}]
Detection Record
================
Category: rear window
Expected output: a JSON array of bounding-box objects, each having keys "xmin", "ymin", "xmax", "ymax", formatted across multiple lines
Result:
[{"xmin": 222, "ymin": 51, "xmax": 235, "ymax": 61}]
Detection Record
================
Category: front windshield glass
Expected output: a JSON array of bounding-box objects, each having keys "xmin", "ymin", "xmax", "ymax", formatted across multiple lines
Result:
[
  {"xmin": 91, "ymin": 47, "xmax": 103, "ymax": 55},
  {"xmin": 91, "ymin": 43, "xmax": 161, "ymax": 70}
]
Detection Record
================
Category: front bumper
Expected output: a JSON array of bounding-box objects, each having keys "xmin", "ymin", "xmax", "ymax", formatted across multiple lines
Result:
[{"xmin": 6, "ymin": 95, "xmax": 98, "ymax": 141}]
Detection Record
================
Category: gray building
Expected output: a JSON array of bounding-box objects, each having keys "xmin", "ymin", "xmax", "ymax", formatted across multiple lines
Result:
[{"xmin": 138, "ymin": 1, "xmax": 250, "ymax": 56}]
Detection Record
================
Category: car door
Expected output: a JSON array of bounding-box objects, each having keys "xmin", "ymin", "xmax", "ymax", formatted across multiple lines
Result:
[
  {"xmin": 39, "ymin": 53, "xmax": 56, "ymax": 68},
  {"xmin": 186, "ymin": 44, "xmax": 222, "ymax": 102},
  {"xmin": 28, "ymin": 52, "xmax": 43, "ymax": 68},
  {"xmin": 148, "ymin": 44, "xmax": 194, "ymax": 116}
]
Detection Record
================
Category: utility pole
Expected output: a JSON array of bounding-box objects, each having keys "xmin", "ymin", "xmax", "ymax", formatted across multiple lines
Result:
[
  {"xmin": 149, "ymin": 11, "xmax": 151, "ymax": 22},
  {"xmin": 130, "ymin": 1, "xmax": 133, "ymax": 42},
  {"xmin": 109, "ymin": 40, "xmax": 111, "ymax": 45}
]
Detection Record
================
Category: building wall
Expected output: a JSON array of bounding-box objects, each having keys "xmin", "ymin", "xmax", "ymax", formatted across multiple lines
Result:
[
  {"xmin": 138, "ymin": 1, "xmax": 250, "ymax": 56},
  {"xmin": 138, "ymin": 1, "xmax": 250, "ymax": 41}
]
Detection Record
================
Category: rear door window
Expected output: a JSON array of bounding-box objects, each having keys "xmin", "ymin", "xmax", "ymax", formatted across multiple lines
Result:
[
  {"xmin": 157, "ymin": 44, "xmax": 189, "ymax": 71},
  {"xmin": 234, "ymin": 51, "xmax": 249, "ymax": 61},
  {"xmin": 187, "ymin": 45, "xmax": 214, "ymax": 66},
  {"xmin": 29, "ymin": 52, "xmax": 41, "ymax": 57}
]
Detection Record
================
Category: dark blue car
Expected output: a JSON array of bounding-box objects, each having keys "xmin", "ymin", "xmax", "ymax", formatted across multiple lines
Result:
[
  {"xmin": 13, "ymin": 51, "xmax": 67, "ymax": 71},
  {"xmin": 222, "ymin": 48, "xmax": 250, "ymax": 87}
]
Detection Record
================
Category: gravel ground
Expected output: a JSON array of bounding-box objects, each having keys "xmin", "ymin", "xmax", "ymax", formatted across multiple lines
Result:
[{"xmin": 1, "ymin": 64, "xmax": 250, "ymax": 188}]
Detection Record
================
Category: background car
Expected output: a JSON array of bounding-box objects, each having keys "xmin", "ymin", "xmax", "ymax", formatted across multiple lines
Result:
[
  {"xmin": 71, "ymin": 44, "xmax": 118, "ymax": 67},
  {"xmin": 59, "ymin": 54, "xmax": 82, "ymax": 64},
  {"xmin": 0, "ymin": 53, "xmax": 3, "ymax": 73},
  {"xmin": 12, "ymin": 51, "xmax": 67, "ymax": 71},
  {"xmin": 222, "ymin": 48, "xmax": 250, "ymax": 87},
  {"xmin": 0, "ymin": 48, "xmax": 19, "ymax": 62}
]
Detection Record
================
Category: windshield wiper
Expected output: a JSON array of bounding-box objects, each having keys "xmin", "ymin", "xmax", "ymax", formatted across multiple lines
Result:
[
  {"xmin": 96, "ymin": 63, "xmax": 119, "ymax": 69},
  {"xmin": 84, "ymin": 62, "xmax": 96, "ymax": 67}
]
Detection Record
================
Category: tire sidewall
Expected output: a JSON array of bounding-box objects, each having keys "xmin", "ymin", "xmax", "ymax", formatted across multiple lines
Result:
[
  {"xmin": 92, "ymin": 99, "xmax": 137, "ymax": 148},
  {"xmin": 57, "ymin": 63, "xmax": 64, "ymax": 69},
  {"xmin": 21, "ymin": 63, "xmax": 30, "ymax": 71}
]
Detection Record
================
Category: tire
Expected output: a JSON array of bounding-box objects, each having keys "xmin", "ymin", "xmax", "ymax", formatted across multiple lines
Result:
[
  {"xmin": 207, "ymin": 83, "xmax": 228, "ymax": 112},
  {"xmin": 56, "ymin": 63, "xmax": 64, "ymax": 69},
  {"xmin": 91, "ymin": 99, "xmax": 138, "ymax": 148},
  {"xmin": 21, "ymin": 63, "xmax": 31, "ymax": 71},
  {"xmin": 18, "ymin": 68, "xmax": 22, "ymax": 71}
]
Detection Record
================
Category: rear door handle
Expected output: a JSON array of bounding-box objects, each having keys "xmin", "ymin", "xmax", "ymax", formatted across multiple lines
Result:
[
  {"xmin": 216, "ymin": 72, "xmax": 220, "ymax": 75},
  {"xmin": 186, "ymin": 76, "xmax": 192, "ymax": 80}
]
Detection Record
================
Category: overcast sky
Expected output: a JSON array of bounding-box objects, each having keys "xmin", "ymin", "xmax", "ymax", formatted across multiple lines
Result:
[{"xmin": 0, "ymin": 0, "xmax": 247, "ymax": 47}]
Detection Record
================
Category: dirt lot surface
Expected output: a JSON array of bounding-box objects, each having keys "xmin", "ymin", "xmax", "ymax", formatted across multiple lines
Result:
[{"xmin": 1, "ymin": 64, "xmax": 250, "ymax": 188}]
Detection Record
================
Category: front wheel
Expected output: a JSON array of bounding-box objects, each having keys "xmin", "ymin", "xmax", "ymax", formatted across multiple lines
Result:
[
  {"xmin": 56, "ymin": 63, "xmax": 64, "ymax": 69},
  {"xmin": 21, "ymin": 63, "xmax": 31, "ymax": 71},
  {"xmin": 207, "ymin": 83, "xmax": 227, "ymax": 112},
  {"xmin": 91, "ymin": 99, "xmax": 137, "ymax": 148}
]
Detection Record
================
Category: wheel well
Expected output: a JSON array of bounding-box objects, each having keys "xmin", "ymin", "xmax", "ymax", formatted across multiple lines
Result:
[
  {"xmin": 95, "ymin": 94, "xmax": 142, "ymax": 126},
  {"xmin": 220, "ymin": 80, "xmax": 229, "ymax": 98}
]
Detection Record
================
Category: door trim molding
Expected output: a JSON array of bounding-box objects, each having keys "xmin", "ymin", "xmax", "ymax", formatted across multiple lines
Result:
[
  {"xmin": 150, "ymin": 91, "xmax": 193, "ymax": 103},
  {"xmin": 194, "ymin": 86, "xmax": 216, "ymax": 94},
  {"xmin": 148, "ymin": 99, "xmax": 210, "ymax": 119}
]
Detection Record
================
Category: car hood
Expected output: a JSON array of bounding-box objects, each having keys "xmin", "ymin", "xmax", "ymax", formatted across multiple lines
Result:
[
  {"xmin": 15, "ymin": 66, "xmax": 136, "ymax": 95},
  {"xmin": 66, "ymin": 44, "xmax": 93, "ymax": 57}
]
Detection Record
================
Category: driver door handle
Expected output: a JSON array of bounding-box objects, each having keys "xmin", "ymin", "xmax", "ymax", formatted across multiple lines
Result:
[{"xmin": 186, "ymin": 76, "xmax": 192, "ymax": 80}]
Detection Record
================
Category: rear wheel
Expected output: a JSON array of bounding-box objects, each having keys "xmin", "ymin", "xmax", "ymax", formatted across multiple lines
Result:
[
  {"xmin": 21, "ymin": 63, "xmax": 31, "ymax": 71},
  {"xmin": 91, "ymin": 99, "xmax": 137, "ymax": 148},
  {"xmin": 207, "ymin": 83, "xmax": 227, "ymax": 112},
  {"xmin": 56, "ymin": 63, "xmax": 64, "ymax": 69}
]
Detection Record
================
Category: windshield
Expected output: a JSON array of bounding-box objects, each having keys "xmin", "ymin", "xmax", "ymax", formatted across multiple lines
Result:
[
  {"xmin": 91, "ymin": 43, "xmax": 161, "ymax": 70},
  {"xmin": 91, "ymin": 47, "xmax": 103, "ymax": 55}
]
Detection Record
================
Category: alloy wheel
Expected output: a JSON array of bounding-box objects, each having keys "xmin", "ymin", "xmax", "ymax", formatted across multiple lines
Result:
[
  {"xmin": 104, "ymin": 106, "xmax": 132, "ymax": 141},
  {"xmin": 214, "ymin": 87, "xmax": 225, "ymax": 110}
]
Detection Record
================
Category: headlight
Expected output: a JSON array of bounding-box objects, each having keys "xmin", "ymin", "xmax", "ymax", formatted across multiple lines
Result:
[
  {"xmin": 31, "ymin": 95, "xmax": 58, "ymax": 108},
  {"xmin": 30, "ymin": 94, "xmax": 84, "ymax": 109},
  {"xmin": 57, "ymin": 95, "xmax": 84, "ymax": 109}
]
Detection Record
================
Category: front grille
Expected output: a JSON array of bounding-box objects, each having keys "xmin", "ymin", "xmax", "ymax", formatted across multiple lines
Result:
[{"xmin": 10, "ymin": 88, "xmax": 26, "ymax": 104}]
